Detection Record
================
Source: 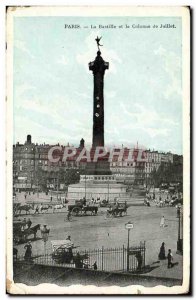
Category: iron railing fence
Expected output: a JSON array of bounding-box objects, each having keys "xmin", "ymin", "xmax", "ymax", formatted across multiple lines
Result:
[{"xmin": 15, "ymin": 242, "xmax": 146, "ymax": 273}]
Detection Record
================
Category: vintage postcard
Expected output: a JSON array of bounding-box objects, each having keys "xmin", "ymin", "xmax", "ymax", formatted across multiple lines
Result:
[{"xmin": 6, "ymin": 6, "xmax": 190, "ymax": 294}]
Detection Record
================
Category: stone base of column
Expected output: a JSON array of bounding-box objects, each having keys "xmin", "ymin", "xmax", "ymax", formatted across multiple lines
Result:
[{"xmin": 85, "ymin": 161, "xmax": 111, "ymax": 175}]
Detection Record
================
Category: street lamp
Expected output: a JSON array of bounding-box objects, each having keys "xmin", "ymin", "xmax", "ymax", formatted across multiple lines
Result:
[
  {"xmin": 37, "ymin": 178, "xmax": 39, "ymax": 198},
  {"xmin": 84, "ymin": 174, "xmax": 87, "ymax": 199},
  {"xmin": 125, "ymin": 221, "xmax": 134, "ymax": 271},
  {"xmin": 176, "ymin": 205, "xmax": 183, "ymax": 254},
  {"xmin": 107, "ymin": 179, "xmax": 110, "ymax": 202},
  {"xmin": 41, "ymin": 225, "xmax": 50, "ymax": 257}
]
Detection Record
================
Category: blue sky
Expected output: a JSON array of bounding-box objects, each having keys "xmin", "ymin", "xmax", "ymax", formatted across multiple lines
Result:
[{"xmin": 13, "ymin": 16, "xmax": 182, "ymax": 154}]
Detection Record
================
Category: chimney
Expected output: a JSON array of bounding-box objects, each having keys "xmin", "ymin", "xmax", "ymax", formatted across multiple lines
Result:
[
  {"xmin": 27, "ymin": 135, "xmax": 32, "ymax": 144},
  {"xmin": 79, "ymin": 138, "xmax": 85, "ymax": 148}
]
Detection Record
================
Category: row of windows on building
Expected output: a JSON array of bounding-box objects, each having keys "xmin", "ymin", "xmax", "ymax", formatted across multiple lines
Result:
[
  {"xmin": 14, "ymin": 154, "xmax": 49, "ymax": 159},
  {"xmin": 81, "ymin": 176, "xmax": 116, "ymax": 181},
  {"xmin": 13, "ymin": 160, "xmax": 78, "ymax": 166}
]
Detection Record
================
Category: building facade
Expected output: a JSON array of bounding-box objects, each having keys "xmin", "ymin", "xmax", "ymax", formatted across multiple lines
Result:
[
  {"xmin": 144, "ymin": 150, "xmax": 173, "ymax": 177},
  {"xmin": 13, "ymin": 135, "xmax": 181, "ymax": 190}
]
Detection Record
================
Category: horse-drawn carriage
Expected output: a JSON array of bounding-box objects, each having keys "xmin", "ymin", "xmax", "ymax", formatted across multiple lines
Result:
[
  {"xmin": 13, "ymin": 220, "xmax": 40, "ymax": 244},
  {"xmin": 68, "ymin": 199, "xmax": 98, "ymax": 216},
  {"xmin": 13, "ymin": 203, "xmax": 33, "ymax": 216},
  {"xmin": 106, "ymin": 203, "xmax": 128, "ymax": 218},
  {"xmin": 100, "ymin": 199, "xmax": 110, "ymax": 207},
  {"xmin": 51, "ymin": 240, "xmax": 89, "ymax": 267}
]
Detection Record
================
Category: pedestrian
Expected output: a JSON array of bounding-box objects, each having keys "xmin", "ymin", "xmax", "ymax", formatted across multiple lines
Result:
[
  {"xmin": 167, "ymin": 249, "xmax": 173, "ymax": 268},
  {"xmin": 27, "ymin": 218, "xmax": 32, "ymax": 229},
  {"xmin": 83, "ymin": 197, "xmax": 86, "ymax": 206},
  {"xmin": 24, "ymin": 241, "xmax": 32, "ymax": 261},
  {"xmin": 135, "ymin": 252, "xmax": 143, "ymax": 270},
  {"xmin": 67, "ymin": 210, "xmax": 71, "ymax": 221},
  {"xmin": 158, "ymin": 242, "xmax": 166, "ymax": 260},
  {"xmin": 160, "ymin": 216, "xmax": 165, "ymax": 228},
  {"xmin": 75, "ymin": 252, "xmax": 83, "ymax": 268},
  {"xmin": 50, "ymin": 196, "xmax": 52, "ymax": 202},
  {"xmin": 22, "ymin": 218, "xmax": 27, "ymax": 230},
  {"xmin": 92, "ymin": 261, "xmax": 98, "ymax": 270},
  {"xmin": 66, "ymin": 235, "xmax": 71, "ymax": 241},
  {"xmin": 34, "ymin": 205, "xmax": 39, "ymax": 214}
]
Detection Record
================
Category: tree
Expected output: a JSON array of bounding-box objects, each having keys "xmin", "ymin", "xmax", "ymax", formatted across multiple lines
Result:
[
  {"xmin": 64, "ymin": 169, "xmax": 80, "ymax": 185},
  {"xmin": 149, "ymin": 161, "xmax": 183, "ymax": 188}
]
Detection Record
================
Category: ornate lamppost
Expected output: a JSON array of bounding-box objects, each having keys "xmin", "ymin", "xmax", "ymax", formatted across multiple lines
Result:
[
  {"xmin": 41, "ymin": 225, "xmax": 50, "ymax": 257},
  {"xmin": 176, "ymin": 205, "xmax": 183, "ymax": 254},
  {"xmin": 125, "ymin": 221, "xmax": 134, "ymax": 271}
]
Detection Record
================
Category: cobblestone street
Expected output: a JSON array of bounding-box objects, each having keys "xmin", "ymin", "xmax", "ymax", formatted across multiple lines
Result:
[{"xmin": 14, "ymin": 197, "xmax": 182, "ymax": 280}]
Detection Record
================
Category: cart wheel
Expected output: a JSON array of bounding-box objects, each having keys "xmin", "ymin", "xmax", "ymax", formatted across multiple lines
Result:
[
  {"xmin": 72, "ymin": 207, "xmax": 82, "ymax": 216},
  {"xmin": 65, "ymin": 214, "xmax": 73, "ymax": 222},
  {"xmin": 121, "ymin": 211, "xmax": 125, "ymax": 217},
  {"xmin": 106, "ymin": 211, "xmax": 113, "ymax": 219},
  {"xmin": 105, "ymin": 211, "xmax": 110, "ymax": 219},
  {"xmin": 69, "ymin": 214, "xmax": 73, "ymax": 221}
]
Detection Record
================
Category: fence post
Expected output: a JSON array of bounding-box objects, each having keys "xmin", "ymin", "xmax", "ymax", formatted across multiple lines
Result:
[
  {"xmin": 102, "ymin": 246, "xmax": 104, "ymax": 271},
  {"xmin": 127, "ymin": 229, "xmax": 130, "ymax": 271},
  {"xmin": 144, "ymin": 241, "xmax": 146, "ymax": 268}
]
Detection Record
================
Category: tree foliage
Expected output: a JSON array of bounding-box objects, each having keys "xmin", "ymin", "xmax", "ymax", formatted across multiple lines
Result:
[{"xmin": 150, "ymin": 161, "xmax": 183, "ymax": 188}]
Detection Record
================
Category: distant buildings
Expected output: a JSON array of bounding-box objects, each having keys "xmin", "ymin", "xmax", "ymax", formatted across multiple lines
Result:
[
  {"xmin": 109, "ymin": 148, "xmax": 145, "ymax": 185},
  {"xmin": 144, "ymin": 150, "xmax": 174, "ymax": 184},
  {"xmin": 13, "ymin": 135, "xmax": 79, "ymax": 190},
  {"xmin": 13, "ymin": 135, "xmax": 182, "ymax": 190}
]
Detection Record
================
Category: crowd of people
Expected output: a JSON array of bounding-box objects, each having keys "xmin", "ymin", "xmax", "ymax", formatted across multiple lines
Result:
[
  {"xmin": 80, "ymin": 197, "xmax": 101, "ymax": 207},
  {"xmin": 144, "ymin": 189, "xmax": 182, "ymax": 208}
]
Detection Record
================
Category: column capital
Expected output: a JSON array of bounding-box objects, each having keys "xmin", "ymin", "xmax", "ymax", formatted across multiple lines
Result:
[{"xmin": 89, "ymin": 51, "xmax": 109, "ymax": 75}]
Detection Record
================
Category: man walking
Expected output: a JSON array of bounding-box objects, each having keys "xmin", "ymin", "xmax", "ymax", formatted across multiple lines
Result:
[
  {"xmin": 34, "ymin": 205, "xmax": 39, "ymax": 214},
  {"xmin": 160, "ymin": 216, "xmax": 165, "ymax": 228},
  {"xmin": 66, "ymin": 235, "xmax": 71, "ymax": 241},
  {"xmin": 27, "ymin": 218, "xmax": 32, "ymax": 229},
  {"xmin": 92, "ymin": 261, "xmax": 98, "ymax": 270},
  {"xmin": 167, "ymin": 249, "xmax": 173, "ymax": 268}
]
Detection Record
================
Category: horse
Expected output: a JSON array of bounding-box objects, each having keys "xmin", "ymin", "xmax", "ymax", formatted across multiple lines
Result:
[
  {"xmin": 17, "ymin": 204, "xmax": 33, "ymax": 215},
  {"xmin": 13, "ymin": 247, "xmax": 18, "ymax": 260},
  {"xmin": 53, "ymin": 204, "xmax": 64, "ymax": 213},
  {"xmin": 83, "ymin": 206, "xmax": 98, "ymax": 216},
  {"xmin": 117, "ymin": 205, "xmax": 128, "ymax": 216},
  {"xmin": 106, "ymin": 205, "xmax": 127, "ymax": 218},
  {"xmin": 24, "ymin": 224, "xmax": 41, "ymax": 240},
  {"xmin": 40, "ymin": 205, "xmax": 52, "ymax": 213},
  {"xmin": 13, "ymin": 226, "xmax": 27, "ymax": 243},
  {"xmin": 13, "ymin": 203, "xmax": 21, "ymax": 216}
]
